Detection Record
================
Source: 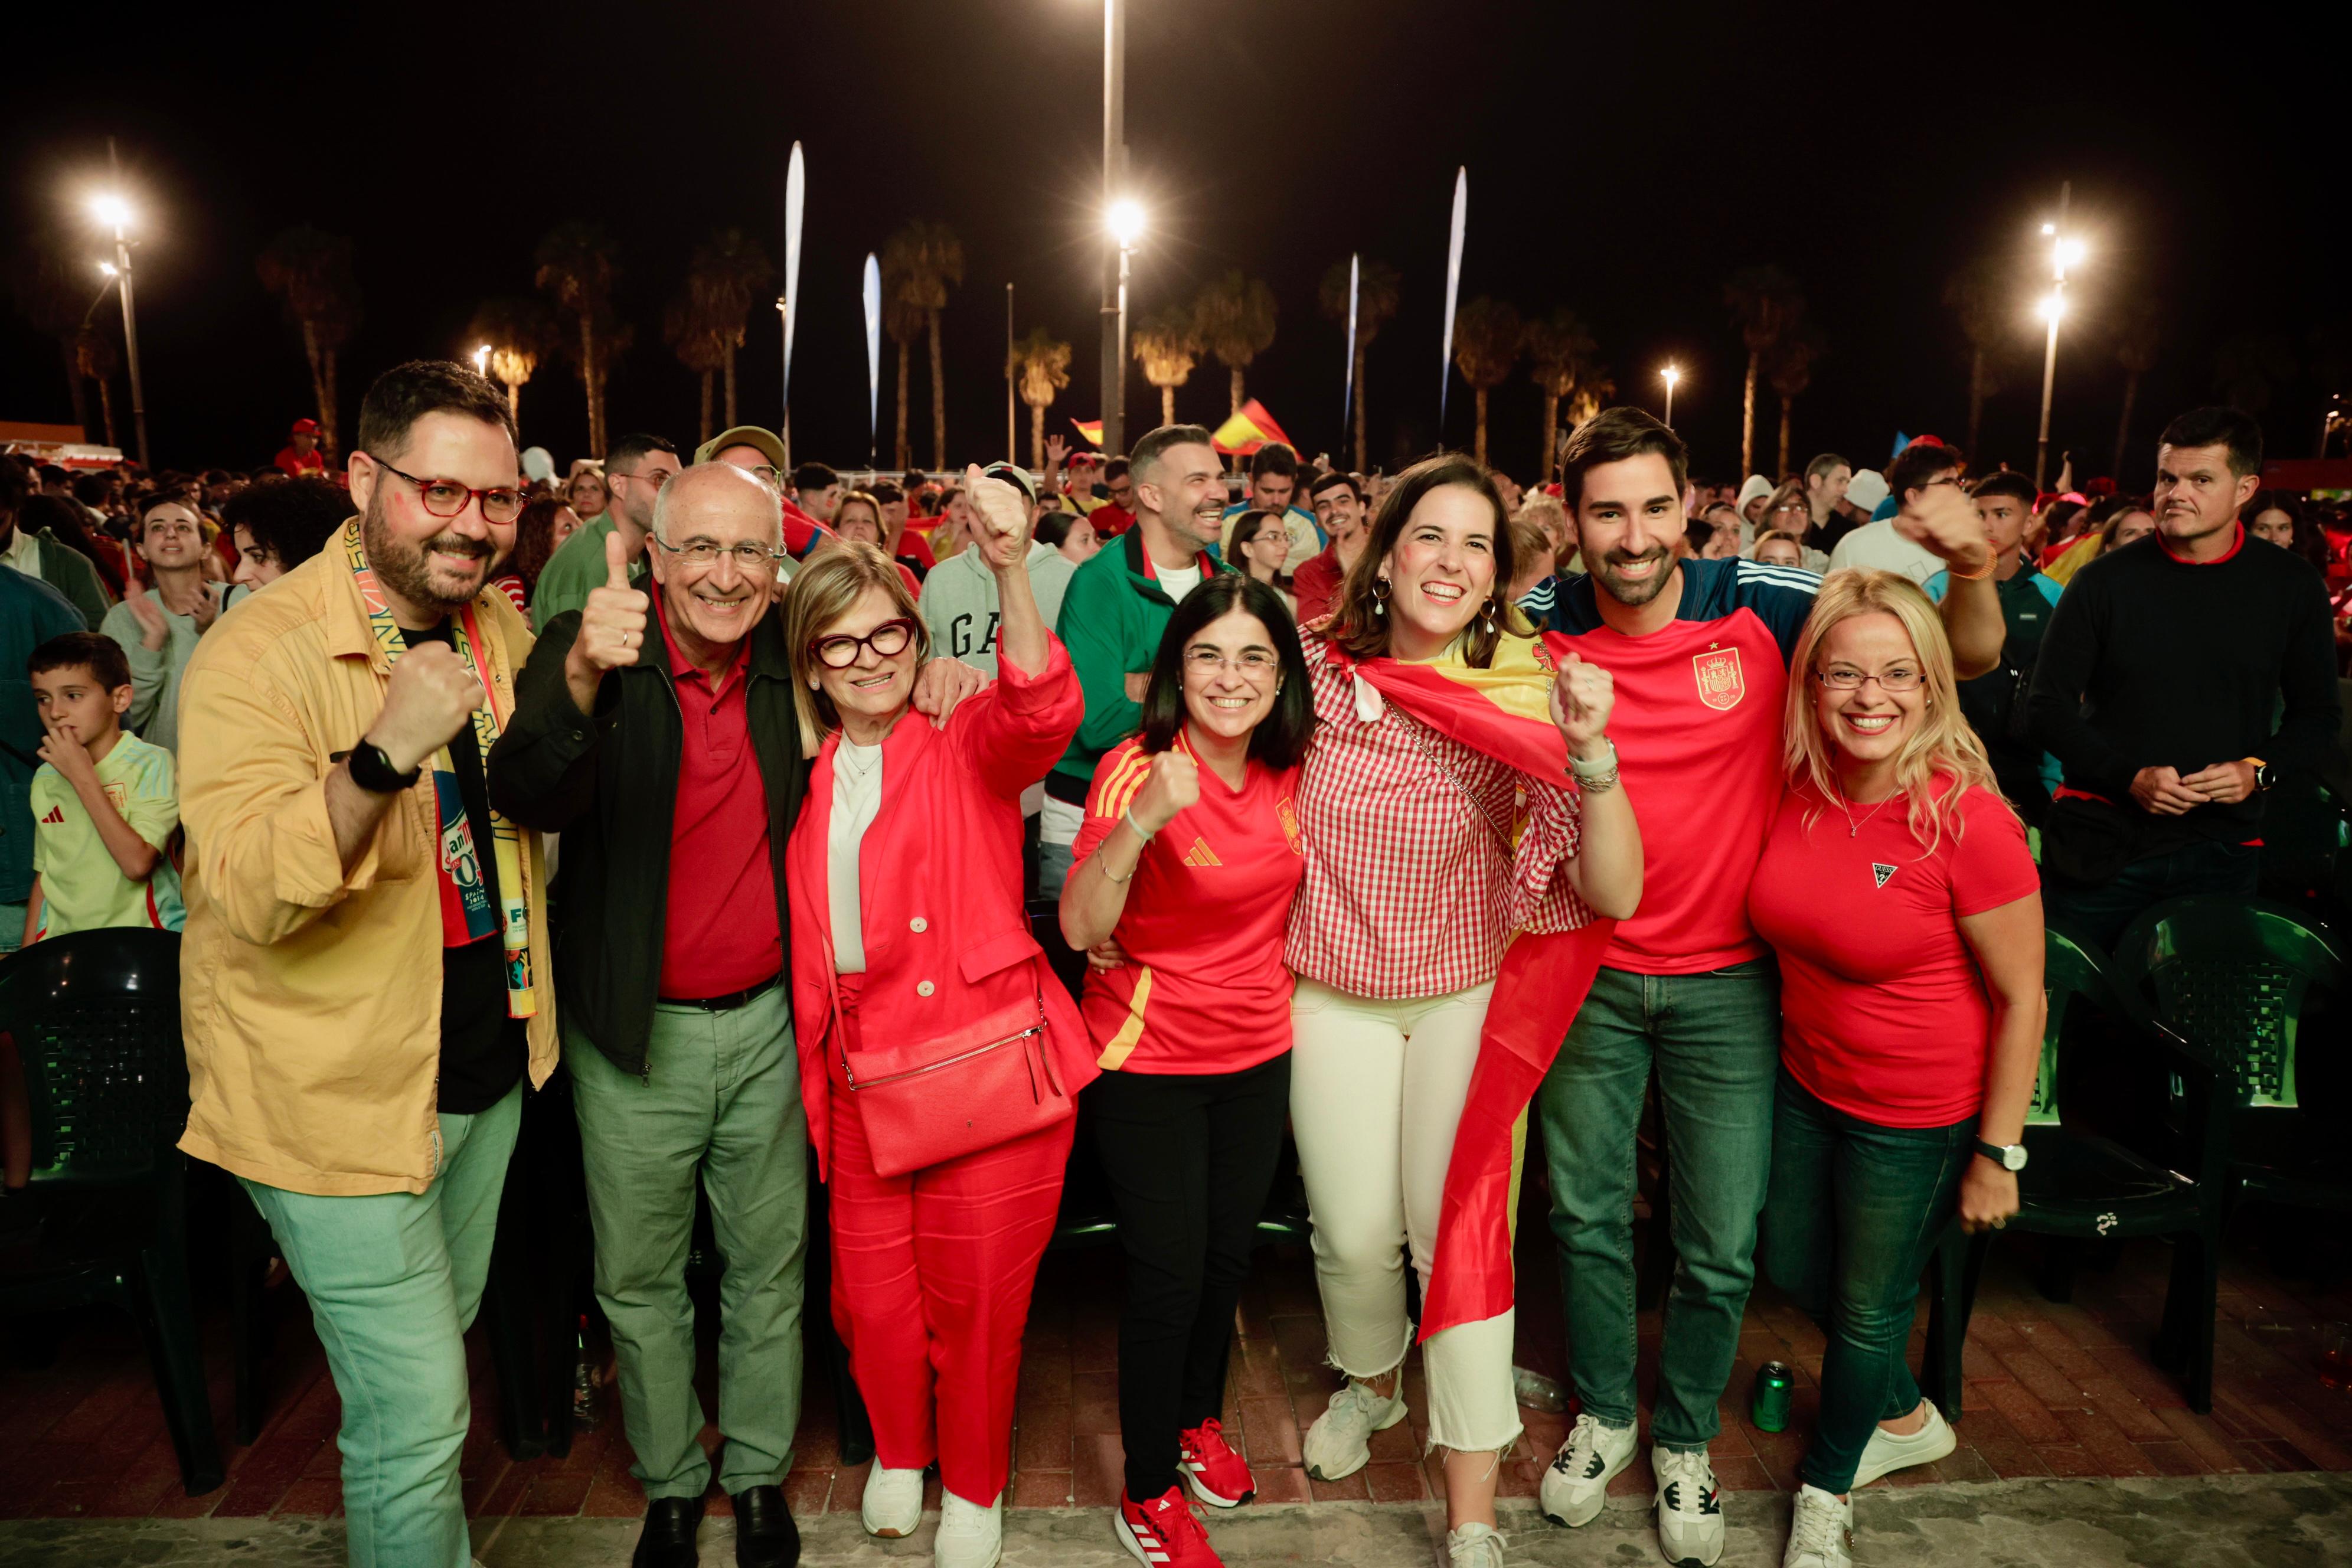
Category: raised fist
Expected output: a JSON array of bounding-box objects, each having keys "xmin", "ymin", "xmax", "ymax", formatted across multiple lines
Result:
[
  {"xmin": 370, "ymin": 642, "xmax": 485, "ymax": 774},
  {"xmin": 1129, "ymin": 747, "xmax": 1201, "ymax": 836}
]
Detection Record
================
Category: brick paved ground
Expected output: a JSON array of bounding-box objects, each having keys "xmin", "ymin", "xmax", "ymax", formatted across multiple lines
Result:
[{"xmin": 5, "ymin": 1193, "xmax": 2350, "ymax": 1524}]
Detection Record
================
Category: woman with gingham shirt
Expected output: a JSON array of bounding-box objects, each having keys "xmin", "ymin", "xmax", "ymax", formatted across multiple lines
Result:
[{"xmin": 1285, "ymin": 453, "xmax": 1641, "ymax": 1568}]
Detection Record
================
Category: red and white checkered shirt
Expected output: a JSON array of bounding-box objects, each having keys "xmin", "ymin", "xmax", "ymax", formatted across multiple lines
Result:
[{"xmin": 1284, "ymin": 632, "xmax": 1591, "ymax": 1000}]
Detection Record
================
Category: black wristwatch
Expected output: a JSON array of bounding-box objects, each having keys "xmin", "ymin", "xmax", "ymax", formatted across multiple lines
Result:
[
  {"xmin": 347, "ymin": 738, "xmax": 421, "ymax": 794},
  {"xmin": 1974, "ymin": 1138, "xmax": 2028, "ymax": 1172},
  {"xmin": 2249, "ymin": 757, "xmax": 2275, "ymax": 792}
]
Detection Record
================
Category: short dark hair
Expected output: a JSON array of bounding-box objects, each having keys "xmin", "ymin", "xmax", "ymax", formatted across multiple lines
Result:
[
  {"xmin": 1248, "ymin": 443, "xmax": 1298, "ymax": 481},
  {"xmin": 1136, "ymin": 574, "xmax": 1311, "ymax": 770},
  {"xmin": 1033, "ymin": 511, "xmax": 1077, "ymax": 550},
  {"xmin": 1307, "ymin": 469, "xmax": 1361, "ymax": 501},
  {"xmin": 1105, "ymin": 458, "xmax": 1131, "ymax": 482},
  {"xmin": 1885, "ymin": 439, "xmax": 1962, "ymax": 503},
  {"xmin": 870, "ymin": 479, "xmax": 904, "ymax": 505},
  {"xmin": 605, "ymin": 433, "xmax": 677, "ymax": 476},
  {"xmin": 1559, "ymin": 407, "xmax": 1689, "ymax": 509},
  {"xmin": 354, "ymin": 360, "xmax": 519, "ymax": 464},
  {"xmin": 1129, "ymin": 424, "xmax": 1216, "ymax": 488},
  {"xmin": 0, "ymin": 457, "xmax": 28, "ymax": 515},
  {"xmin": 1804, "ymin": 452, "xmax": 1851, "ymax": 484},
  {"xmin": 29, "ymin": 631, "xmax": 132, "ymax": 692},
  {"xmin": 71, "ymin": 471, "xmax": 112, "ymax": 507},
  {"xmin": 1969, "ymin": 472, "xmax": 2038, "ymax": 508},
  {"xmin": 792, "ymin": 462, "xmax": 839, "ymax": 493},
  {"xmin": 901, "ymin": 468, "xmax": 927, "ymax": 489},
  {"xmin": 221, "ymin": 475, "xmax": 351, "ymax": 570},
  {"xmin": 2157, "ymin": 406, "xmax": 2263, "ymax": 479}
]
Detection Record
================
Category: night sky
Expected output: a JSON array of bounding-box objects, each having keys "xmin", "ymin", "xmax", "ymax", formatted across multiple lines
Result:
[{"xmin": 6, "ymin": 1, "xmax": 2346, "ymax": 488}]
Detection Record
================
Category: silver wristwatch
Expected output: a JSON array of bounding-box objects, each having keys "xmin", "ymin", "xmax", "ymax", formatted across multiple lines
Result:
[{"xmin": 1973, "ymin": 1139, "xmax": 2027, "ymax": 1172}]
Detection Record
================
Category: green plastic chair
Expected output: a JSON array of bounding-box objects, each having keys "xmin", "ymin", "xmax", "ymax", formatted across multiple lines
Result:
[
  {"xmin": 1923, "ymin": 927, "xmax": 2230, "ymax": 1416},
  {"xmin": 2114, "ymin": 895, "xmax": 2344, "ymax": 1111}
]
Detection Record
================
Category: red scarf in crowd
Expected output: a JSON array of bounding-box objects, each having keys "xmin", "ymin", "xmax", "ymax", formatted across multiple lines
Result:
[{"xmin": 1330, "ymin": 632, "xmax": 1616, "ymax": 1341}]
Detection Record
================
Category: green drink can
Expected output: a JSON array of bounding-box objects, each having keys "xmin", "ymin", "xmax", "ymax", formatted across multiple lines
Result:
[{"xmin": 1751, "ymin": 1361, "xmax": 1795, "ymax": 1433}]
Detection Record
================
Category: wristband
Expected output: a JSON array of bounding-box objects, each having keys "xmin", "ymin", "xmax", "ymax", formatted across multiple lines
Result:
[
  {"xmin": 1121, "ymin": 807, "xmax": 1155, "ymax": 844},
  {"xmin": 1569, "ymin": 739, "xmax": 1619, "ymax": 780},
  {"xmin": 1945, "ymin": 551, "xmax": 1997, "ymax": 582}
]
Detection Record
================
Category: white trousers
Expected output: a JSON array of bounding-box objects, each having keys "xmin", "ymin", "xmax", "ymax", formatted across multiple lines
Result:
[{"xmin": 1289, "ymin": 976, "xmax": 1519, "ymax": 1453}]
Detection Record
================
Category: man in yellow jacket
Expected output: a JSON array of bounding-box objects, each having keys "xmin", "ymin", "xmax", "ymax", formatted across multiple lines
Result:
[{"xmin": 177, "ymin": 359, "xmax": 557, "ymax": 1568}]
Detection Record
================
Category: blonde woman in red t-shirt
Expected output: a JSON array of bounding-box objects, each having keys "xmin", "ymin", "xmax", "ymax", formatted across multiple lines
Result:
[
  {"xmin": 1747, "ymin": 570, "xmax": 2044, "ymax": 1568},
  {"xmin": 1286, "ymin": 454, "xmax": 1641, "ymax": 1568},
  {"xmin": 1060, "ymin": 573, "xmax": 1315, "ymax": 1568}
]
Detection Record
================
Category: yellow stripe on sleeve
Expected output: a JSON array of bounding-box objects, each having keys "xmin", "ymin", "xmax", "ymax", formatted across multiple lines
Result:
[{"xmin": 1090, "ymin": 744, "xmax": 1152, "ymax": 817}]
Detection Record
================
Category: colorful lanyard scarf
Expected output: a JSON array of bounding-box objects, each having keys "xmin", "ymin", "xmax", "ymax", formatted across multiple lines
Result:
[{"xmin": 343, "ymin": 523, "xmax": 537, "ymax": 1020}]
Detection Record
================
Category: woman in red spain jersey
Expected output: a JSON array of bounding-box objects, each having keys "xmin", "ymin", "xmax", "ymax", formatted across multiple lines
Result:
[
  {"xmin": 1288, "ymin": 454, "xmax": 1642, "ymax": 1568},
  {"xmin": 781, "ymin": 471, "xmax": 1091, "ymax": 1568},
  {"xmin": 1748, "ymin": 570, "xmax": 2042, "ymax": 1568},
  {"xmin": 1059, "ymin": 574, "xmax": 1315, "ymax": 1568}
]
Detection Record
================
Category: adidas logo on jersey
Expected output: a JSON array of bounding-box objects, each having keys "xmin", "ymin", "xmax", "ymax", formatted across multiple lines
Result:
[
  {"xmin": 1182, "ymin": 837, "xmax": 1222, "ymax": 868},
  {"xmin": 40, "ymin": 806, "xmax": 66, "ymax": 825}
]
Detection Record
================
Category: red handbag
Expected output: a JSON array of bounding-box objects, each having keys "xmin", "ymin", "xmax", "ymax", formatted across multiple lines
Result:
[{"xmin": 839, "ymin": 989, "xmax": 1072, "ymax": 1177}]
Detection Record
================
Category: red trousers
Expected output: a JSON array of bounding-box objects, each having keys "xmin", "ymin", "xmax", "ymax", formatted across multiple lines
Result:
[{"xmin": 825, "ymin": 1030, "xmax": 1072, "ymax": 1505}]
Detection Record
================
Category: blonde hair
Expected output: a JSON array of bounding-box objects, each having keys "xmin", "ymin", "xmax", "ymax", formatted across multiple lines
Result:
[
  {"xmin": 779, "ymin": 541, "xmax": 931, "ymax": 753},
  {"xmin": 1517, "ymin": 492, "xmax": 1570, "ymax": 552},
  {"xmin": 1782, "ymin": 569, "xmax": 2000, "ymax": 856}
]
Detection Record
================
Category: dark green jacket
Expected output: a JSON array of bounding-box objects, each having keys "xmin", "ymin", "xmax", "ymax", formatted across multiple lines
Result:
[
  {"xmin": 29, "ymin": 530, "xmax": 112, "ymax": 629},
  {"xmin": 486, "ymin": 610, "xmax": 807, "ymax": 1076},
  {"xmin": 1047, "ymin": 525, "xmax": 1229, "ymax": 801}
]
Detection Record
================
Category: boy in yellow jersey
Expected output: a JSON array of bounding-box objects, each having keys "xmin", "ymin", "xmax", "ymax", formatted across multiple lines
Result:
[{"xmin": 23, "ymin": 632, "xmax": 184, "ymax": 944}]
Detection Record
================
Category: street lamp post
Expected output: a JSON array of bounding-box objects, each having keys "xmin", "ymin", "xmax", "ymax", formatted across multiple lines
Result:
[
  {"xmin": 1108, "ymin": 201, "xmax": 1144, "ymax": 463},
  {"xmin": 91, "ymin": 193, "xmax": 149, "ymax": 469},
  {"xmin": 1099, "ymin": 0, "xmax": 1128, "ymax": 457},
  {"xmin": 2034, "ymin": 181, "xmax": 2081, "ymax": 490},
  {"xmin": 1661, "ymin": 363, "xmax": 1681, "ymax": 429}
]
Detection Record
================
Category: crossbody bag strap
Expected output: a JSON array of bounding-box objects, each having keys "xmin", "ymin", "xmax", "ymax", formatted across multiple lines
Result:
[{"xmin": 1393, "ymin": 707, "xmax": 1515, "ymax": 855}]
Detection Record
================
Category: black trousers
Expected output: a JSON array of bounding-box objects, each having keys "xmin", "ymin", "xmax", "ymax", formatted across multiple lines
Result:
[{"xmin": 1086, "ymin": 1052, "xmax": 1292, "ymax": 1500}]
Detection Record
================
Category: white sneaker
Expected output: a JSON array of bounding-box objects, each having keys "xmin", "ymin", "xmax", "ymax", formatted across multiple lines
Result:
[
  {"xmin": 860, "ymin": 1464, "xmax": 925, "ymax": 1538},
  {"xmin": 1653, "ymin": 1446, "xmax": 1725, "ymax": 1567},
  {"xmin": 1851, "ymin": 1400, "xmax": 1955, "ymax": 1488},
  {"xmin": 1446, "ymin": 1521, "xmax": 1508, "ymax": 1567},
  {"xmin": 935, "ymin": 1490, "xmax": 1003, "ymax": 1568},
  {"xmin": 1301, "ymin": 1378, "xmax": 1405, "ymax": 1482},
  {"xmin": 1538, "ymin": 1413, "xmax": 1635, "ymax": 1528},
  {"xmin": 1782, "ymin": 1484, "xmax": 1852, "ymax": 1568}
]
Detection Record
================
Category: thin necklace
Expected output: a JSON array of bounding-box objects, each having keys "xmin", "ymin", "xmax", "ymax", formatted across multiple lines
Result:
[{"xmin": 1832, "ymin": 784, "xmax": 1898, "ymax": 838}]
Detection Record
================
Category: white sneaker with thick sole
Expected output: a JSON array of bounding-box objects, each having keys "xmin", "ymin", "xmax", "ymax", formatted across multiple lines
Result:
[
  {"xmin": 1445, "ymin": 1521, "xmax": 1508, "ymax": 1568},
  {"xmin": 1654, "ymin": 1445, "xmax": 1726, "ymax": 1567},
  {"xmin": 1782, "ymin": 1484, "xmax": 1853, "ymax": 1568},
  {"xmin": 1851, "ymin": 1400, "xmax": 1955, "ymax": 1488},
  {"xmin": 935, "ymin": 1490, "xmax": 1003, "ymax": 1568},
  {"xmin": 1301, "ymin": 1379, "xmax": 1404, "ymax": 1482},
  {"xmin": 860, "ymin": 1465, "xmax": 925, "ymax": 1538},
  {"xmin": 1538, "ymin": 1413, "xmax": 1635, "ymax": 1528}
]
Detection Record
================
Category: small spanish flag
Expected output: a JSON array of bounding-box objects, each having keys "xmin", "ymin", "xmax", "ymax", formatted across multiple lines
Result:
[
  {"xmin": 1210, "ymin": 398, "xmax": 1296, "ymax": 457},
  {"xmin": 1071, "ymin": 417, "xmax": 1105, "ymax": 449}
]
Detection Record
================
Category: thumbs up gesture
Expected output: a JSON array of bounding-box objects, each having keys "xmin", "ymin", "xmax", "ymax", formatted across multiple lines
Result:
[{"xmin": 565, "ymin": 531, "xmax": 651, "ymax": 694}]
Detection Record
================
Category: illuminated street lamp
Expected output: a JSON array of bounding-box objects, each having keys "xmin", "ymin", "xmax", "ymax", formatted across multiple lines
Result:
[
  {"xmin": 1098, "ymin": 0, "xmax": 1129, "ymax": 456},
  {"xmin": 1660, "ymin": 363, "xmax": 1682, "ymax": 429},
  {"xmin": 87, "ymin": 190, "xmax": 150, "ymax": 468},
  {"xmin": 2033, "ymin": 183, "xmax": 2084, "ymax": 489},
  {"xmin": 1106, "ymin": 200, "xmax": 1144, "ymax": 456},
  {"xmin": 472, "ymin": 342, "xmax": 492, "ymax": 377}
]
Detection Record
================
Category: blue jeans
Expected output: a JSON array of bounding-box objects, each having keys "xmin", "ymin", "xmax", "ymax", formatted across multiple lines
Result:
[
  {"xmin": 242, "ymin": 1085, "xmax": 521, "ymax": 1568},
  {"xmin": 1537, "ymin": 961, "xmax": 1781, "ymax": 1451},
  {"xmin": 2041, "ymin": 839, "xmax": 2258, "ymax": 952},
  {"xmin": 1758, "ymin": 1073, "xmax": 1974, "ymax": 1495}
]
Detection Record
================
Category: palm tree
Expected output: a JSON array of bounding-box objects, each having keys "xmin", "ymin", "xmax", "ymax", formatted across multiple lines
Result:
[
  {"xmin": 883, "ymin": 221, "xmax": 965, "ymax": 468},
  {"xmin": 1194, "ymin": 271, "xmax": 1278, "ymax": 417},
  {"xmin": 1451, "ymin": 298, "xmax": 1522, "ymax": 468},
  {"xmin": 662, "ymin": 291, "xmax": 731, "ymax": 445},
  {"xmin": 76, "ymin": 324, "xmax": 120, "ymax": 448},
  {"xmin": 534, "ymin": 222, "xmax": 623, "ymax": 456},
  {"xmin": 1131, "ymin": 305, "xmax": 1200, "ymax": 428},
  {"xmin": 686, "ymin": 228, "xmax": 773, "ymax": 430},
  {"xmin": 9, "ymin": 242, "xmax": 94, "ymax": 439},
  {"xmin": 1942, "ymin": 259, "xmax": 2008, "ymax": 460},
  {"xmin": 878, "ymin": 245, "xmax": 927, "ymax": 468},
  {"xmin": 1318, "ymin": 257, "xmax": 1402, "ymax": 473},
  {"xmin": 1010, "ymin": 326, "xmax": 1072, "ymax": 471},
  {"xmin": 2110, "ymin": 296, "xmax": 2161, "ymax": 479},
  {"xmin": 465, "ymin": 298, "xmax": 554, "ymax": 426},
  {"xmin": 1724, "ymin": 265, "xmax": 1804, "ymax": 476},
  {"xmin": 1521, "ymin": 307, "xmax": 1604, "ymax": 484},
  {"xmin": 256, "ymin": 224, "xmax": 362, "ymax": 459},
  {"xmin": 1768, "ymin": 320, "xmax": 1826, "ymax": 478}
]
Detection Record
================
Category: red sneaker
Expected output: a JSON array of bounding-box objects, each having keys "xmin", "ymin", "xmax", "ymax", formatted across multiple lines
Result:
[
  {"xmin": 1116, "ymin": 1485, "xmax": 1223, "ymax": 1567},
  {"xmin": 1178, "ymin": 1417, "xmax": 1257, "ymax": 1508}
]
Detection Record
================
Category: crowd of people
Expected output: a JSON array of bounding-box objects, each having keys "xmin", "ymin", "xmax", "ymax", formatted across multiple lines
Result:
[{"xmin": 0, "ymin": 356, "xmax": 2338, "ymax": 1568}]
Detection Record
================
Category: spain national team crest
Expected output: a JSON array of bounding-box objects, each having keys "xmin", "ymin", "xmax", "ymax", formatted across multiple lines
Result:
[
  {"xmin": 1691, "ymin": 646, "xmax": 1746, "ymax": 711},
  {"xmin": 1277, "ymin": 795, "xmax": 1305, "ymax": 855}
]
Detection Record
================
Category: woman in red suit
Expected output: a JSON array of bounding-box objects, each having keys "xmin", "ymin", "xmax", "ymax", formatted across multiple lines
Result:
[{"xmin": 782, "ymin": 469, "xmax": 1090, "ymax": 1568}]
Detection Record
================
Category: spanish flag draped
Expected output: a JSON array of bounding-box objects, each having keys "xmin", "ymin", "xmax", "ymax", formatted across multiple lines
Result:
[
  {"xmin": 1325, "ymin": 632, "xmax": 1617, "ymax": 1342},
  {"xmin": 1210, "ymin": 398, "xmax": 1296, "ymax": 457},
  {"xmin": 1071, "ymin": 417, "xmax": 1105, "ymax": 449}
]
